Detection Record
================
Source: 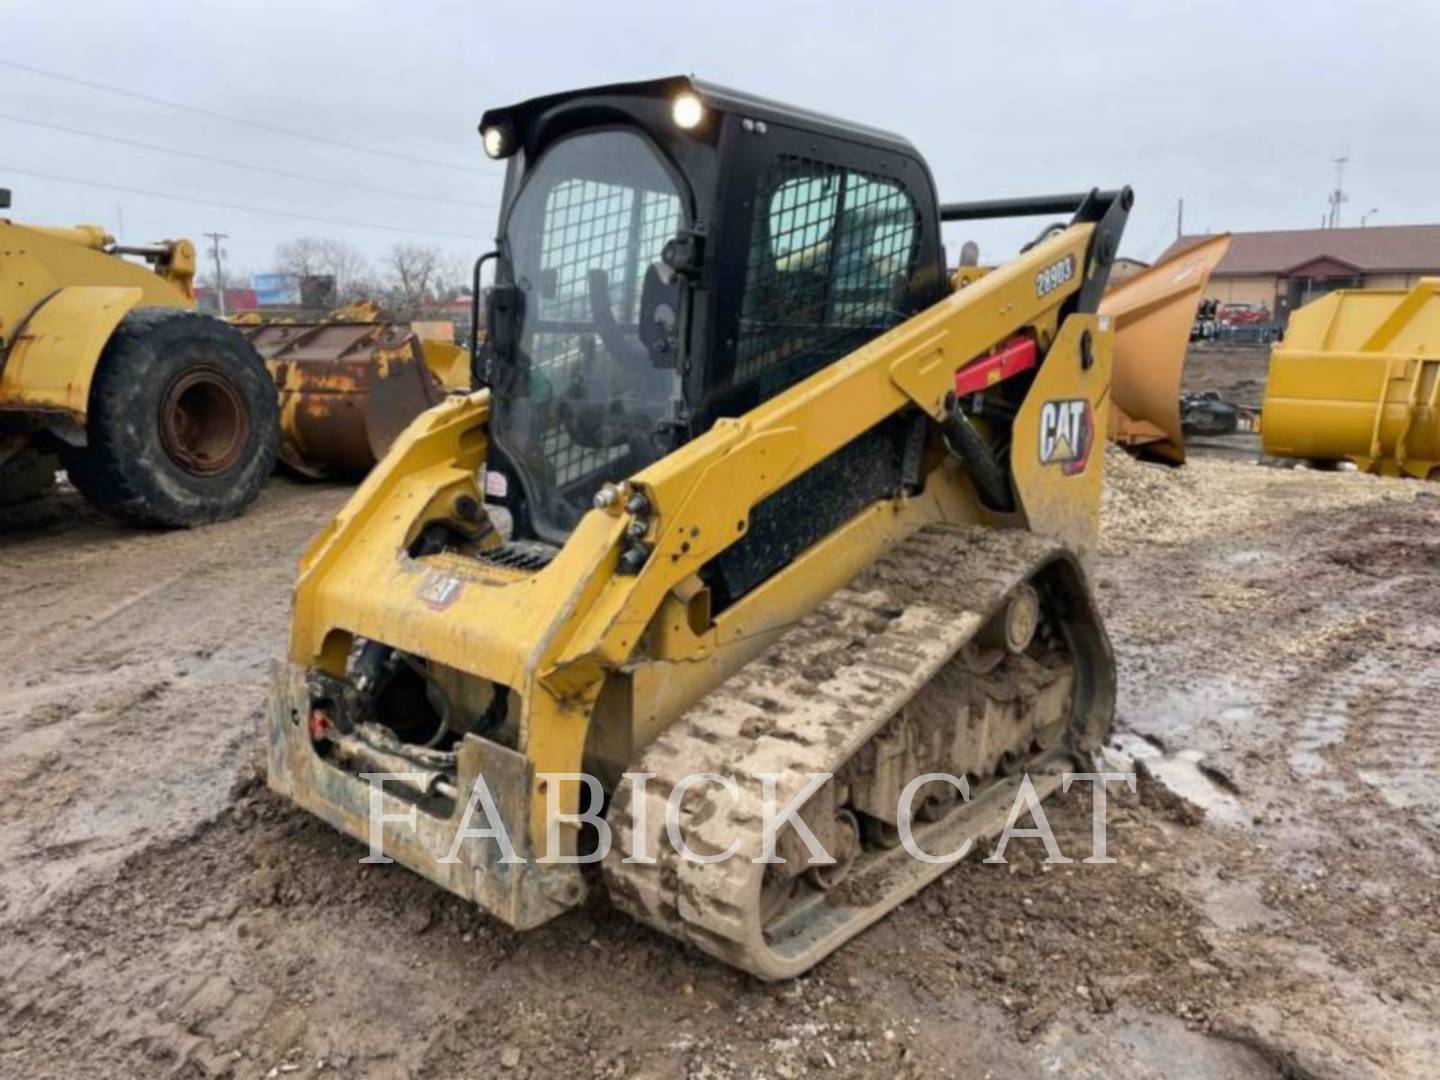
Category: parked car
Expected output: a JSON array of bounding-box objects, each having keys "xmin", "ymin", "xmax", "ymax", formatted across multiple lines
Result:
[{"xmin": 1219, "ymin": 302, "xmax": 1271, "ymax": 326}]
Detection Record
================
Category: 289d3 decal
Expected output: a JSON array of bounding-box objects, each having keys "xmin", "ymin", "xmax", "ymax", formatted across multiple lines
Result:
[{"xmin": 1035, "ymin": 254, "xmax": 1076, "ymax": 298}]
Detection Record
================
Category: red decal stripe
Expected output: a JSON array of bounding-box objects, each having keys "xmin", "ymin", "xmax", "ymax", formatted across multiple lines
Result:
[{"xmin": 954, "ymin": 337, "xmax": 1038, "ymax": 397}]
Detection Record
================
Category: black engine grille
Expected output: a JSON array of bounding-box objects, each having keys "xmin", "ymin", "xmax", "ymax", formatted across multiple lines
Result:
[{"xmin": 476, "ymin": 541, "xmax": 560, "ymax": 572}]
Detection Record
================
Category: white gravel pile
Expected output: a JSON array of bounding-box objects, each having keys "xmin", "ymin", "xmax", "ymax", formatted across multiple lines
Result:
[{"xmin": 1100, "ymin": 444, "xmax": 1204, "ymax": 546}]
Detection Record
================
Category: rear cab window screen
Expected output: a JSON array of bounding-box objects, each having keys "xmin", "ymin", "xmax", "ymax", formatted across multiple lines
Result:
[{"xmin": 736, "ymin": 156, "xmax": 921, "ymax": 392}]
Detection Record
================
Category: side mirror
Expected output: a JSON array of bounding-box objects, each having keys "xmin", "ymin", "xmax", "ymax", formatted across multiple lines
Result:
[
  {"xmin": 468, "ymin": 249, "xmax": 497, "ymax": 386},
  {"xmin": 486, "ymin": 282, "xmax": 524, "ymax": 367},
  {"xmin": 0, "ymin": 189, "xmax": 10, "ymax": 210}
]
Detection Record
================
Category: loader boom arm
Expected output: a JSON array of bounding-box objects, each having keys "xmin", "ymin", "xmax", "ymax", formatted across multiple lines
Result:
[{"xmin": 549, "ymin": 222, "xmax": 1109, "ymax": 676}]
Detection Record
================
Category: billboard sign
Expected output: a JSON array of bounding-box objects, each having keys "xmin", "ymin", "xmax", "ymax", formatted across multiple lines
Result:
[{"xmin": 253, "ymin": 272, "xmax": 300, "ymax": 307}]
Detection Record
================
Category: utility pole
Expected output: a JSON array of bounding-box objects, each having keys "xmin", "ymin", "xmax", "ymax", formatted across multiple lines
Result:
[
  {"xmin": 1176, "ymin": 198, "xmax": 1184, "ymax": 239},
  {"xmin": 1326, "ymin": 156, "xmax": 1349, "ymax": 229},
  {"xmin": 203, "ymin": 232, "xmax": 229, "ymax": 316}
]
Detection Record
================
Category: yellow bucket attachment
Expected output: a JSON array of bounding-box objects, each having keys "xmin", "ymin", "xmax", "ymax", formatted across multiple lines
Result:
[
  {"xmin": 1100, "ymin": 234, "xmax": 1231, "ymax": 463},
  {"xmin": 1263, "ymin": 279, "xmax": 1440, "ymax": 479},
  {"xmin": 238, "ymin": 321, "xmax": 446, "ymax": 478},
  {"xmin": 419, "ymin": 337, "xmax": 473, "ymax": 392}
]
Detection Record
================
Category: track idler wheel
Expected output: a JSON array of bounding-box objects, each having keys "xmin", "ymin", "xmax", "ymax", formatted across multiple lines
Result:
[{"xmin": 804, "ymin": 809, "xmax": 862, "ymax": 891}]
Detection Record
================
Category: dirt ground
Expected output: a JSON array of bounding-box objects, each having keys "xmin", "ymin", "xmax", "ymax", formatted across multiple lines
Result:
[
  {"xmin": 1180, "ymin": 345, "xmax": 1271, "ymax": 407},
  {"xmin": 2, "ymin": 453, "xmax": 1437, "ymax": 1079}
]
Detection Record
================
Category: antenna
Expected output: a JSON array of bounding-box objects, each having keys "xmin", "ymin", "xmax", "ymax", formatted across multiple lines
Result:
[{"xmin": 1326, "ymin": 156, "xmax": 1349, "ymax": 229}]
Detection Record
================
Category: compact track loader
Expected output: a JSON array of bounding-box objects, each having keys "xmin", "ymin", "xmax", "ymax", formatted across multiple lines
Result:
[
  {"xmin": 0, "ymin": 191, "xmax": 280, "ymax": 525},
  {"xmin": 268, "ymin": 77, "xmax": 1130, "ymax": 978}
]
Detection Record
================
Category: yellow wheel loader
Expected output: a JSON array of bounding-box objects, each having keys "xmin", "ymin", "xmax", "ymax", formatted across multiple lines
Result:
[
  {"xmin": 0, "ymin": 190, "xmax": 279, "ymax": 525},
  {"xmin": 268, "ymin": 77, "xmax": 1132, "ymax": 979}
]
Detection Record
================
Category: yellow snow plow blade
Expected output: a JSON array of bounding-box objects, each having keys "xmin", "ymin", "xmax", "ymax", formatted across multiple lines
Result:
[
  {"xmin": 1101, "ymin": 233, "xmax": 1231, "ymax": 463},
  {"xmin": 1263, "ymin": 279, "xmax": 1440, "ymax": 479}
]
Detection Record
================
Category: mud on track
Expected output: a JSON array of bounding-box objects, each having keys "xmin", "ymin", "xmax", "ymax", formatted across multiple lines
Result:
[{"xmin": 1, "ymin": 462, "xmax": 1437, "ymax": 1079}]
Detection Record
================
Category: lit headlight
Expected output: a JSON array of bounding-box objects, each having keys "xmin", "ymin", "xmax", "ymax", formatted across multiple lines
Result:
[
  {"xmin": 482, "ymin": 125, "xmax": 510, "ymax": 159},
  {"xmin": 671, "ymin": 93, "xmax": 705, "ymax": 130}
]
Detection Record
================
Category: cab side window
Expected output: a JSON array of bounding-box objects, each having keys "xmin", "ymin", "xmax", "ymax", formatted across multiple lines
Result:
[{"xmin": 736, "ymin": 157, "xmax": 921, "ymax": 388}]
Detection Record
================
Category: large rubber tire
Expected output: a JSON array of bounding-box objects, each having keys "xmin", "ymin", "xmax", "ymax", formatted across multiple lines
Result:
[
  {"xmin": 61, "ymin": 308, "xmax": 280, "ymax": 527},
  {"xmin": 0, "ymin": 447, "xmax": 57, "ymax": 507}
]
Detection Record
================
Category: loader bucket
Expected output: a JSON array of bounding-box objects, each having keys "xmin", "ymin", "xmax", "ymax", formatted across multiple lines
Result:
[
  {"xmin": 237, "ymin": 321, "xmax": 446, "ymax": 478},
  {"xmin": 1262, "ymin": 279, "xmax": 1440, "ymax": 479},
  {"xmin": 1100, "ymin": 234, "xmax": 1231, "ymax": 463},
  {"xmin": 419, "ymin": 337, "xmax": 473, "ymax": 391}
]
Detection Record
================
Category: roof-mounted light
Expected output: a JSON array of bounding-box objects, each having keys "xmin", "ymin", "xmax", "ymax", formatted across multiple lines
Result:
[
  {"xmin": 481, "ymin": 124, "xmax": 513, "ymax": 159},
  {"xmin": 671, "ymin": 92, "xmax": 705, "ymax": 130}
]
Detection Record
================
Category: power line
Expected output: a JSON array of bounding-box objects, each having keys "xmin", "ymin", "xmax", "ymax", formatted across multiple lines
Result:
[
  {"xmin": 0, "ymin": 58, "xmax": 485, "ymax": 176},
  {"xmin": 0, "ymin": 113, "xmax": 495, "ymax": 210},
  {"xmin": 0, "ymin": 164, "xmax": 488, "ymax": 241}
]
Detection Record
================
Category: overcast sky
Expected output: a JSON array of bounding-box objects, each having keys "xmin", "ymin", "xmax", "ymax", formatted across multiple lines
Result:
[{"xmin": 5, "ymin": 0, "xmax": 1433, "ymax": 283}]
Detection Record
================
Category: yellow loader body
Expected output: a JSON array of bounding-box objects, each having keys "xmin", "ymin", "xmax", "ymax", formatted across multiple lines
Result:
[
  {"xmin": 0, "ymin": 211, "xmax": 281, "ymax": 526},
  {"xmin": 1, "ymin": 221, "xmax": 195, "ymax": 430},
  {"xmin": 266, "ymin": 76, "xmax": 1130, "ymax": 977},
  {"xmin": 271, "ymin": 224, "xmax": 1116, "ymax": 932},
  {"xmin": 1263, "ymin": 279, "xmax": 1440, "ymax": 479}
]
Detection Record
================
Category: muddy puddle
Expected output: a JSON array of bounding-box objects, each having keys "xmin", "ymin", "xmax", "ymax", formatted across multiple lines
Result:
[{"xmin": 1108, "ymin": 732, "xmax": 1249, "ymax": 826}]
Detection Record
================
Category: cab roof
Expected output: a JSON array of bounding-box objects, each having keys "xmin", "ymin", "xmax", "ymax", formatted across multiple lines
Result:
[{"xmin": 478, "ymin": 75, "xmax": 922, "ymax": 160}]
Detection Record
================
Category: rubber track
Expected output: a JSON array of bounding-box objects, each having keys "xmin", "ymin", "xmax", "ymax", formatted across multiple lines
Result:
[{"xmin": 604, "ymin": 523, "xmax": 1081, "ymax": 979}]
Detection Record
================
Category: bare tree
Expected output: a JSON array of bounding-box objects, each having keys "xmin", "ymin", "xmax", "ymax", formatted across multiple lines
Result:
[
  {"xmin": 195, "ymin": 265, "xmax": 254, "ymax": 291},
  {"xmin": 432, "ymin": 253, "xmax": 468, "ymax": 303},
  {"xmin": 385, "ymin": 243, "xmax": 445, "ymax": 317},
  {"xmin": 273, "ymin": 236, "xmax": 374, "ymax": 304}
]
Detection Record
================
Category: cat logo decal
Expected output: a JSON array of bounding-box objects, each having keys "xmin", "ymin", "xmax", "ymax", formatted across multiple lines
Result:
[{"xmin": 1038, "ymin": 399, "xmax": 1094, "ymax": 476}]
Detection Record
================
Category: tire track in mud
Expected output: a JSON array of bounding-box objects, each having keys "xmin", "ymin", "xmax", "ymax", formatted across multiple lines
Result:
[
  {"xmin": 2, "ymin": 458, "xmax": 1439, "ymax": 1078},
  {"xmin": 1099, "ymin": 457, "xmax": 1440, "ymax": 1076},
  {"xmin": 2, "ymin": 483, "xmax": 344, "ymax": 677},
  {"xmin": 0, "ymin": 479, "xmax": 352, "ymax": 924},
  {"xmin": 0, "ymin": 773, "xmax": 526, "ymax": 1079},
  {"xmin": 0, "ymin": 766, "xmax": 1285, "ymax": 1080}
]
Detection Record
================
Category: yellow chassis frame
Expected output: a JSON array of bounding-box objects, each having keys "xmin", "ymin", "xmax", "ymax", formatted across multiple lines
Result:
[{"xmin": 271, "ymin": 223, "xmax": 1114, "ymax": 927}]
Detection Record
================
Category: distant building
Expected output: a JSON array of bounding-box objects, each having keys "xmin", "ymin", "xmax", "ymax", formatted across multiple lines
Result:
[
  {"xmin": 194, "ymin": 287, "xmax": 257, "ymax": 315},
  {"xmin": 1108, "ymin": 256, "xmax": 1150, "ymax": 284},
  {"xmin": 1157, "ymin": 224, "xmax": 1440, "ymax": 325}
]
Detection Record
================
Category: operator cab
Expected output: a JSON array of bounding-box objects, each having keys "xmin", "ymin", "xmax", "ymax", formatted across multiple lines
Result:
[{"xmin": 478, "ymin": 76, "xmax": 947, "ymax": 545}]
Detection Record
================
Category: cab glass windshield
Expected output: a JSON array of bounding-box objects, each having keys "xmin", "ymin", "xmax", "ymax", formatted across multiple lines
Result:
[{"xmin": 492, "ymin": 130, "xmax": 685, "ymax": 540}]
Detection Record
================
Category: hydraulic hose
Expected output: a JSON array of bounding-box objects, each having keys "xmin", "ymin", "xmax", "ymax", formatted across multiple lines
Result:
[{"xmin": 940, "ymin": 402, "xmax": 1016, "ymax": 513}]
